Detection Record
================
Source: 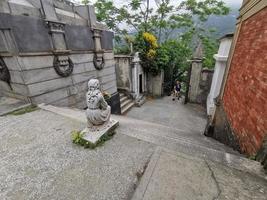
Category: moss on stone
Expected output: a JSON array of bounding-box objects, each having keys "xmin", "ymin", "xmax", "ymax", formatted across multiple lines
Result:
[{"xmin": 8, "ymin": 105, "xmax": 39, "ymax": 116}]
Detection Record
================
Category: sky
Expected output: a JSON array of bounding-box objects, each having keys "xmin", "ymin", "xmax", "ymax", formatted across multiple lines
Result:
[{"xmin": 74, "ymin": 0, "xmax": 243, "ymax": 7}]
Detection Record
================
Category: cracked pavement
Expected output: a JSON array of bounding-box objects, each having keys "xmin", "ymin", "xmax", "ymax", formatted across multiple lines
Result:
[{"xmin": 132, "ymin": 148, "xmax": 267, "ymax": 200}]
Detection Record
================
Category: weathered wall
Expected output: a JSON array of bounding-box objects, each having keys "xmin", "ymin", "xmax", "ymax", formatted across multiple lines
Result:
[
  {"xmin": 222, "ymin": 6, "xmax": 267, "ymax": 155},
  {"xmin": 189, "ymin": 60, "xmax": 202, "ymax": 103},
  {"xmin": 1, "ymin": 53, "xmax": 117, "ymax": 107},
  {"xmin": 114, "ymin": 55, "xmax": 132, "ymax": 91},
  {"xmin": 198, "ymin": 69, "xmax": 214, "ymax": 106},
  {"xmin": 212, "ymin": 104, "xmax": 241, "ymax": 152},
  {"xmin": 147, "ymin": 71, "xmax": 164, "ymax": 97}
]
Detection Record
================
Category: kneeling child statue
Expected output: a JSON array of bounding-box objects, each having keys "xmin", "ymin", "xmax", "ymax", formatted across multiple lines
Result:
[{"xmin": 81, "ymin": 78, "xmax": 118, "ymax": 145}]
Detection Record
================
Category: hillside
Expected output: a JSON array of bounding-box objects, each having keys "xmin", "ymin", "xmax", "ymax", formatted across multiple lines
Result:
[{"xmin": 204, "ymin": 6, "xmax": 239, "ymax": 38}]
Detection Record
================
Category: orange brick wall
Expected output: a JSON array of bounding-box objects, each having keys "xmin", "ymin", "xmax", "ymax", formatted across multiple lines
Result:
[{"xmin": 223, "ymin": 7, "xmax": 267, "ymax": 155}]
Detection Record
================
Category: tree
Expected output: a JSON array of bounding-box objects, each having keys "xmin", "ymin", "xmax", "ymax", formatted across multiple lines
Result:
[
  {"xmin": 83, "ymin": 0, "xmax": 229, "ymax": 75},
  {"xmin": 81, "ymin": 0, "xmax": 90, "ymax": 5},
  {"xmin": 90, "ymin": 0, "xmax": 229, "ymax": 41}
]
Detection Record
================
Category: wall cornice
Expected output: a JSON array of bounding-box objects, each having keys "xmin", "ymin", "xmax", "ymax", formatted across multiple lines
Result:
[{"xmin": 239, "ymin": 0, "xmax": 267, "ymax": 21}]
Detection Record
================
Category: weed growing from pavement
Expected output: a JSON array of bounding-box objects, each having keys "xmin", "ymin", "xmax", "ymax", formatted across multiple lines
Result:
[{"xmin": 71, "ymin": 130, "xmax": 116, "ymax": 149}]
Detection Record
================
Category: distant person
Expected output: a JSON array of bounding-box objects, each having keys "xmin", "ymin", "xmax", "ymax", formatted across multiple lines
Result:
[{"xmin": 172, "ymin": 80, "xmax": 181, "ymax": 101}]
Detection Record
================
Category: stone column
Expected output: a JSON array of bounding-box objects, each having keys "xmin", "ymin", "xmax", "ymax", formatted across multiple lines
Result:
[
  {"xmin": 46, "ymin": 21, "xmax": 67, "ymax": 52},
  {"xmin": 131, "ymin": 52, "xmax": 140, "ymax": 99},
  {"xmin": 0, "ymin": 0, "xmax": 10, "ymax": 13},
  {"xmin": 188, "ymin": 42, "xmax": 203, "ymax": 103},
  {"xmin": 207, "ymin": 34, "xmax": 233, "ymax": 116},
  {"xmin": 92, "ymin": 29, "xmax": 104, "ymax": 71}
]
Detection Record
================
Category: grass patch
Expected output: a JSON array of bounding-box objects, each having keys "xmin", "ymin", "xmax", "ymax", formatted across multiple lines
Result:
[
  {"xmin": 71, "ymin": 130, "xmax": 116, "ymax": 149},
  {"xmin": 248, "ymin": 155, "xmax": 256, "ymax": 161},
  {"xmin": 8, "ymin": 105, "xmax": 39, "ymax": 116}
]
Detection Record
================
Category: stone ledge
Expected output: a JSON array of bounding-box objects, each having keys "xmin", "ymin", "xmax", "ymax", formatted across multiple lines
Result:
[{"xmin": 81, "ymin": 119, "xmax": 119, "ymax": 145}]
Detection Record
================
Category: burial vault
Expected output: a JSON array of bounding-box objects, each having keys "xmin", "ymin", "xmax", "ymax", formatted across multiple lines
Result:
[{"xmin": 0, "ymin": 0, "xmax": 121, "ymax": 114}]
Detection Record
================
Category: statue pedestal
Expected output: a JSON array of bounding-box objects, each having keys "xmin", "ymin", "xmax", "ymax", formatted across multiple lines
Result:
[{"xmin": 81, "ymin": 119, "xmax": 119, "ymax": 144}]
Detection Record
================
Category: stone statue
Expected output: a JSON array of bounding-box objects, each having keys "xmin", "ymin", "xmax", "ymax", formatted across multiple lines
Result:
[
  {"xmin": 85, "ymin": 79, "xmax": 111, "ymax": 129},
  {"xmin": 81, "ymin": 78, "xmax": 118, "ymax": 145}
]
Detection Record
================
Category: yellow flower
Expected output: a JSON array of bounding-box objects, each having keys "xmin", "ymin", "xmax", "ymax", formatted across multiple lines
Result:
[
  {"xmin": 143, "ymin": 32, "xmax": 158, "ymax": 49},
  {"xmin": 147, "ymin": 49, "xmax": 156, "ymax": 59}
]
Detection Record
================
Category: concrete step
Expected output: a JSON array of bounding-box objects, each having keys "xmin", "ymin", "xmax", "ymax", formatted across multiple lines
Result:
[
  {"xmin": 121, "ymin": 102, "xmax": 135, "ymax": 115},
  {"xmin": 38, "ymin": 104, "xmax": 266, "ymax": 179},
  {"xmin": 121, "ymin": 99, "xmax": 133, "ymax": 108},
  {"xmin": 119, "ymin": 92, "xmax": 134, "ymax": 114},
  {"xmin": 39, "ymin": 104, "xmax": 238, "ymax": 154},
  {"xmin": 38, "ymin": 104, "xmax": 237, "ymax": 154},
  {"xmin": 119, "ymin": 93, "xmax": 125, "ymax": 98},
  {"xmin": 120, "ymin": 96, "xmax": 128, "ymax": 104}
]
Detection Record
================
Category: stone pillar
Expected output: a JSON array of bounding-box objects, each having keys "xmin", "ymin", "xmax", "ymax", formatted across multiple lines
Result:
[
  {"xmin": 41, "ymin": 0, "xmax": 69, "ymax": 54},
  {"xmin": 131, "ymin": 52, "xmax": 140, "ymax": 98},
  {"xmin": 92, "ymin": 29, "xmax": 104, "ymax": 71},
  {"xmin": 147, "ymin": 70, "xmax": 164, "ymax": 97},
  {"xmin": 46, "ymin": 21, "xmax": 67, "ymax": 51},
  {"xmin": 88, "ymin": 3, "xmax": 107, "ymax": 72},
  {"xmin": 42, "ymin": 0, "xmax": 75, "ymax": 92},
  {"xmin": 207, "ymin": 34, "xmax": 233, "ymax": 116},
  {"xmin": 0, "ymin": 0, "xmax": 10, "ymax": 13},
  {"xmin": 188, "ymin": 42, "xmax": 203, "ymax": 103}
]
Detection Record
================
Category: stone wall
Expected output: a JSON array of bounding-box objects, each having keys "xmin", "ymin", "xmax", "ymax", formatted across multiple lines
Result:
[
  {"xmin": 147, "ymin": 71, "xmax": 164, "ymax": 97},
  {"xmin": 0, "ymin": 0, "xmax": 120, "ymax": 114},
  {"xmin": 1, "ymin": 53, "xmax": 117, "ymax": 107},
  {"xmin": 198, "ymin": 69, "xmax": 214, "ymax": 106},
  {"xmin": 114, "ymin": 55, "xmax": 132, "ymax": 91},
  {"xmin": 211, "ymin": 104, "xmax": 241, "ymax": 152},
  {"xmin": 222, "ymin": 6, "xmax": 267, "ymax": 155}
]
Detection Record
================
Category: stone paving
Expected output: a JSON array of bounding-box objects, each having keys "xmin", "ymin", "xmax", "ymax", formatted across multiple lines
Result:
[
  {"xmin": 126, "ymin": 97, "xmax": 267, "ymax": 200},
  {"xmin": 127, "ymin": 96, "xmax": 206, "ymax": 134},
  {"xmin": 126, "ymin": 96, "xmax": 238, "ymax": 154},
  {"xmin": 0, "ymin": 110, "xmax": 155, "ymax": 200},
  {"xmin": 132, "ymin": 148, "xmax": 267, "ymax": 200},
  {"xmin": 0, "ymin": 97, "xmax": 267, "ymax": 200}
]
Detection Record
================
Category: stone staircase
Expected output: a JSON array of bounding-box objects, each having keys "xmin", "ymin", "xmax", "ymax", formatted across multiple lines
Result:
[
  {"xmin": 120, "ymin": 93, "xmax": 135, "ymax": 114},
  {"xmin": 39, "ymin": 104, "xmax": 266, "ymax": 179}
]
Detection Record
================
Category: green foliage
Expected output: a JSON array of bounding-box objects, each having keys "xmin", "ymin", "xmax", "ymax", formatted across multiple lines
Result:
[
  {"xmin": 71, "ymin": 130, "xmax": 85, "ymax": 144},
  {"xmin": 71, "ymin": 130, "xmax": 116, "ymax": 149},
  {"xmin": 247, "ymin": 154, "xmax": 256, "ymax": 161},
  {"xmin": 92, "ymin": 0, "xmax": 229, "ymax": 41},
  {"xmin": 114, "ymin": 45, "xmax": 131, "ymax": 55},
  {"xmin": 91, "ymin": 0, "xmax": 229, "ymax": 75},
  {"xmin": 81, "ymin": 0, "xmax": 90, "ymax": 5},
  {"xmin": 200, "ymin": 36, "xmax": 219, "ymax": 69},
  {"xmin": 102, "ymin": 91, "xmax": 111, "ymax": 101},
  {"xmin": 8, "ymin": 105, "xmax": 39, "ymax": 116},
  {"xmin": 135, "ymin": 32, "xmax": 161, "ymax": 75},
  {"xmin": 158, "ymin": 38, "xmax": 191, "ymax": 82},
  {"xmin": 135, "ymin": 32, "xmax": 191, "ymax": 76},
  {"xmin": 113, "ymin": 34, "xmax": 134, "ymax": 55}
]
